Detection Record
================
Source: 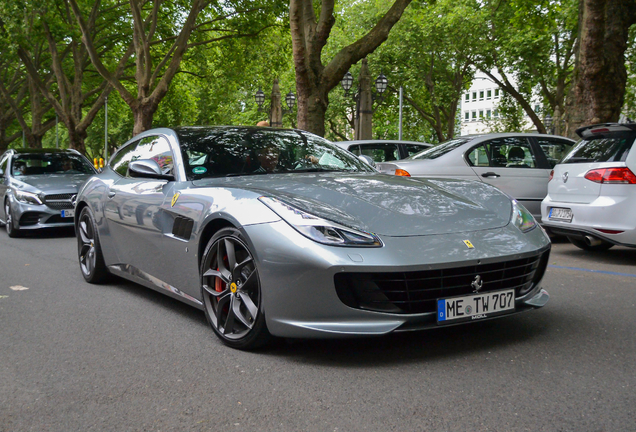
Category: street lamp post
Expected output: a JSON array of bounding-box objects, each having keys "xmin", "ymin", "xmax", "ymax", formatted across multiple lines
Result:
[
  {"xmin": 254, "ymin": 79, "xmax": 296, "ymax": 127},
  {"xmin": 340, "ymin": 58, "xmax": 388, "ymax": 140},
  {"xmin": 544, "ymin": 114, "xmax": 554, "ymax": 135}
]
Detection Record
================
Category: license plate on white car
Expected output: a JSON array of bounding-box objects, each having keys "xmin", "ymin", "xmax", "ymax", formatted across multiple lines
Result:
[
  {"xmin": 61, "ymin": 209, "xmax": 75, "ymax": 218},
  {"xmin": 437, "ymin": 289, "xmax": 515, "ymax": 324},
  {"xmin": 549, "ymin": 207, "xmax": 573, "ymax": 222}
]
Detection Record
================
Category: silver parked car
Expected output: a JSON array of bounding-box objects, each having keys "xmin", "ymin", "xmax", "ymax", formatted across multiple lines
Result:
[
  {"xmin": 0, "ymin": 148, "xmax": 97, "ymax": 237},
  {"xmin": 75, "ymin": 126, "xmax": 551, "ymax": 350},
  {"xmin": 333, "ymin": 139, "xmax": 432, "ymax": 163},
  {"xmin": 376, "ymin": 133, "xmax": 575, "ymax": 222}
]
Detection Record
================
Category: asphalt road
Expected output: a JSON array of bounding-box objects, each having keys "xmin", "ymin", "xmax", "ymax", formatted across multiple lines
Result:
[{"xmin": 1, "ymin": 229, "xmax": 635, "ymax": 432}]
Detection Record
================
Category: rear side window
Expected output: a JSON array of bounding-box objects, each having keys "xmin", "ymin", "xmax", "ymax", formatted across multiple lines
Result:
[{"xmin": 562, "ymin": 132, "xmax": 636, "ymax": 164}]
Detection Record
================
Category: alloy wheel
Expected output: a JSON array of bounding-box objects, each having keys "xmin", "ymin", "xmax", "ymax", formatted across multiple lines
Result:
[
  {"xmin": 201, "ymin": 234, "xmax": 261, "ymax": 341},
  {"xmin": 78, "ymin": 211, "xmax": 97, "ymax": 277}
]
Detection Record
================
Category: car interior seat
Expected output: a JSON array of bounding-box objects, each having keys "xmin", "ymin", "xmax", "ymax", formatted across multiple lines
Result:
[{"xmin": 507, "ymin": 146, "xmax": 529, "ymax": 168}]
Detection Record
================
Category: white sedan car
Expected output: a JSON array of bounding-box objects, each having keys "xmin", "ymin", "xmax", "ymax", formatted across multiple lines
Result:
[
  {"xmin": 541, "ymin": 123, "xmax": 636, "ymax": 250},
  {"xmin": 377, "ymin": 133, "xmax": 574, "ymax": 222}
]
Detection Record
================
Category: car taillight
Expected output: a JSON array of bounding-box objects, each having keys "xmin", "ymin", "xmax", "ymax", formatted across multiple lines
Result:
[
  {"xmin": 548, "ymin": 170, "xmax": 554, "ymax": 182},
  {"xmin": 395, "ymin": 169, "xmax": 411, "ymax": 177},
  {"xmin": 584, "ymin": 167, "xmax": 636, "ymax": 184}
]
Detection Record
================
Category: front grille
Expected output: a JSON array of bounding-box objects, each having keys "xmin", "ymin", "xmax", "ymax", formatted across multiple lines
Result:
[
  {"xmin": 334, "ymin": 249, "xmax": 550, "ymax": 314},
  {"xmin": 42, "ymin": 193, "xmax": 75, "ymax": 210}
]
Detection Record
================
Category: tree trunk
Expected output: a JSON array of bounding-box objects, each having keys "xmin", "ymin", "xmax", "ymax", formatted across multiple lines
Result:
[
  {"xmin": 565, "ymin": 0, "xmax": 636, "ymax": 137},
  {"xmin": 290, "ymin": 0, "xmax": 412, "ymax": 137}
]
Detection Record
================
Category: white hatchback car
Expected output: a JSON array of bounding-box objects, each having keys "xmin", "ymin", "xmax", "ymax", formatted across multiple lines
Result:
[{"xmin": 541, "ymin": 123, "xmax": 636, "ymax": 250}]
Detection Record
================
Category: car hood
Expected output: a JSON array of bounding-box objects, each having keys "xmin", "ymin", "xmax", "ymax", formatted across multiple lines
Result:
[
  {"xmin": 195, "ymin": 173, "xmax": 512, "ymax": 236},
  {"xmin": 13, "ymin": 174, "xmax": 92, "ymax": 194}
]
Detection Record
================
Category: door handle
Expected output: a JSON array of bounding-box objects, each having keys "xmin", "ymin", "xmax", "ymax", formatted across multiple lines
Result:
[
  {"xmin": 481, "ymin": 172, "xmax": 501, "ymax": 178},
  {"xmin": 107, "ymin": 190, "xmax": 116, "ymax": 198}
]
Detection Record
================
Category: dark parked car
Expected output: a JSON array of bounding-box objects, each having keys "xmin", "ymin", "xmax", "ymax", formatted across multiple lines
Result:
[
  {"xmin": 334, "ymin": 140, "xmax": 432, "ymax": 163},
  {"xmin": 0, "ymin": 148, "xmax": 96, "ymax": 237}
]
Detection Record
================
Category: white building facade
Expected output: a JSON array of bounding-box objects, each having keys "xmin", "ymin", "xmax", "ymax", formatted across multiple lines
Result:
[{"xmin": 460, "ymin": 73, "xmax": 542, "ymax": 136}]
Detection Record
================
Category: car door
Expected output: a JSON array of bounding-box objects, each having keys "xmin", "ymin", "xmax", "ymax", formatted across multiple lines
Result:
[
  {"xmin": 467, "ymin": 137, "xmax": 547, "ymax": 221},
  {"xmin": 104, "ymin": 135, "xmax": 175, "ymax": 277}
]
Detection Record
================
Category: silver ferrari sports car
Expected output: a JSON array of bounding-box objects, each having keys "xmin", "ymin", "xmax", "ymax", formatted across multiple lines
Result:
[{"xmin": 75, "ymin": 126, "xmax": 551, "ymax": 349}]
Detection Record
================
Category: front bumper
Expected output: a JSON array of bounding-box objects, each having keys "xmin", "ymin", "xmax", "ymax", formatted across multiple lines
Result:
[
  {"xmin": 243, "ymin": 220, "xmax": 552, "ymax": 338},
  {"xmin": 10, "ymin": 199, "xmax": 75, "ymax": 230}
]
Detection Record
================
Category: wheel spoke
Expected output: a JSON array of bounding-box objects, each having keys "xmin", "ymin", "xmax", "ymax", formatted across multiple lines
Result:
[
  {"xmin": 233, "ymin": 295, "xmax": 254, "ymax": 329},
  {"xmin": 215, "ymin": 241, "xmax": 232, "ymax": 281},
  {"xmin": 237, "ymin": 292, "xmax": 258, "ymax": 325},
  {"xmin": 235, "ymin": 255, "xmax": 253, "ymax": 275},
  {"xmin": 202, "ymin": 268, "xmax": 227, "ymax": 283},
  {"xmin": 222, "ymin": 296, "xmax": 237, "ymax": 335},
  {"xmin": 224, "ymin": 238, "xmax": 237, "ymax": 270},
  {"xmin": 79, "ymin": 220, "xmax": 91, "ymax": 243}
]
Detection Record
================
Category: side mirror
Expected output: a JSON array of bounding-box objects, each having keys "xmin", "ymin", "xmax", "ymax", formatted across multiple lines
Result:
[
  {"xmin": 358, "ymin": 154, "xmax": 376, "ymax": 167},
  {"xmin": 129, "ymin": 159, "xmax": 174, "ymax": 181}
]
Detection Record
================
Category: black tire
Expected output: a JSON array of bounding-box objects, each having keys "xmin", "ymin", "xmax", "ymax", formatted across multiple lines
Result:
[
  {"xmin": 200, "ymin": 227, "xmax": 270, "ymax": 350},
  {"xmin": 4, "ymin": 200, "xmax": 21, "ymax": 238},
  {"xmin": 567, "ymin": 236, "xmax": 615, "ymax": 252},
  {"xmin": 77, "ymin": 206, "xmax": 109, "ymax": 283}
]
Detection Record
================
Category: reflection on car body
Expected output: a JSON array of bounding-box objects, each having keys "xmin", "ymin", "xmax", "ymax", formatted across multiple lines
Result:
[{"xmin": 74, "ymin": 126, "xmax": 551, "ymax": 350}]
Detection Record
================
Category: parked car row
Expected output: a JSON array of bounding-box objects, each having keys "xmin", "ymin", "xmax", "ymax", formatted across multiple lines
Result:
[{"xmin": 2, "ymin": 127, "xmax": 552, "ymax": 350}]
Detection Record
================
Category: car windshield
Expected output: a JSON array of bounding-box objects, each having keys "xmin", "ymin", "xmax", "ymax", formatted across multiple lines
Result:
[
  {"xmin": 176, "ymin": 127, "xmax": 375, "ymax": 180},
  {"xmin": 11, "ymin": 153, "xmax": 95, "ymax": 176},
  {"xmin": 561, "ymin": 132, "xmax": 636, "ymax": 164},
  {"xmin": 407, "ymin": 138, "xmax": 469, "ymax": 160}
]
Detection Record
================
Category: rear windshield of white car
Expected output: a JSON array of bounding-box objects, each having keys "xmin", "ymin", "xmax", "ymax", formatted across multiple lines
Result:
[
  {"xmin": 175, "ymin": 127, "xmax": 375, "ymax": 180},
  {"xmin": 407, "ymin": 138, "xmax": 469, "ymax": 160},
  {"xmin": 561, "ymin": 132, "xmax": 636, "ymax": 164}
]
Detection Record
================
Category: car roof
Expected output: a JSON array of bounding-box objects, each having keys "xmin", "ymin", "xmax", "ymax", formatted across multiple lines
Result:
[
  {"xmin": 334, "ymin": 140, "xmax": 432, "ymax": 147},
  {"xmin": 10, "ymin": 148, "xmax": 79, "ymax": 154},
  {"xmin": 458, "ymin": 132, "xmax": 575, "ymax": 141}
]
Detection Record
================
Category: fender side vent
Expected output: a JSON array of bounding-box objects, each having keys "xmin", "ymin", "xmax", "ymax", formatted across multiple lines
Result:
[{"xmin": 172, "ymin": 216, "xmax": 194, "ymax": 240}]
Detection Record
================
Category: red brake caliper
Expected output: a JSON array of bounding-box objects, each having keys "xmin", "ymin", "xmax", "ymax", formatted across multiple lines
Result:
[{"xmin": 215, "ymin": 268, "xmax": 225, "ymax": 292}]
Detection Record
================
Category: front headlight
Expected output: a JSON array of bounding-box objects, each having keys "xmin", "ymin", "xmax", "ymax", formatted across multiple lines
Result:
[
  {"xmin": 259, "ymin": 196, "xmax": 382, "ymax": 247},
  {"xmin": 511, "ymin": 200, "xmax": 536, "ymax": 233},
  {"xmin": 15, "ymin": 189, "xmax": 43, "ymax": 205}
]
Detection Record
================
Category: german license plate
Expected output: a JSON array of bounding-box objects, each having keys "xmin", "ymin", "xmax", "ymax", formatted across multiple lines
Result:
[
  {"xmin": 61, "ymin": 209, "xmax": 75, "ymax": 218},
  {"xmin": 437, "ymin": 289, "xmax": 515, "ymax": 324},
  {"xmin": 549, "ymin": 207, "xmax": 572, "ymax": 222}
]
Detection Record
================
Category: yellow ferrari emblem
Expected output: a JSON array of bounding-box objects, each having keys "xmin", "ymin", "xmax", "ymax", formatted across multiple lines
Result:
[
  {"xmin": 230, "ymin": 282, "xmax": 238, "ymax": 293},
  {"xmin": 463, "ymin": 239, "xmax": 474, "ymax": 249},
  {"xmin": 171, "ymin": 192, "xmax": 180, "ymax": 207}
]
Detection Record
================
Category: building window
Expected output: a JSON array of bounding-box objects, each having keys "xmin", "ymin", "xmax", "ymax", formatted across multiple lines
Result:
[
  {"xmin": 487, "ymin": 90, "xmax": 492, "ymax": 100},
  {"xmin": 472, "ymin": 92, "xmax": 477, "ymax": 101},
  {"xmin": 471, "ymin": 111, "xmax": 477, "ymax": 121},
  {"xmin": 493, "ymin": 109, "xmax": 499, "ymax": 118},
  {"xmin": 465, "ymin": 93, "xmax": 470, "ymax": 102},
  {"xmin": 479, "ymin": 110, "xmax": 484, "ymax": 119},
  {"xmin": 486, "ymin": 109, "xmax": 492, "ymax": 119},
  {"xmin": 465, "ymin": 111, "xmax": 470, "ymax": 121},
  {"xmin": 479, "ymin": 91, "xmax": 484, "ymax": 100},
  {"xmin": 534, "ymin": 104, "xmax": 541, "ymax": 113},
  {"xmin": 494, "ymin": 89, "xmax": 500, "ymax": 99}
]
